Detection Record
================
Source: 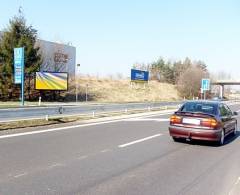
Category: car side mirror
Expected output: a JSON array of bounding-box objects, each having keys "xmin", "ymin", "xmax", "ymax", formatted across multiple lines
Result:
[{"xmin": 233, "ymin": 111, "xmax": 238, "ymax": 116}]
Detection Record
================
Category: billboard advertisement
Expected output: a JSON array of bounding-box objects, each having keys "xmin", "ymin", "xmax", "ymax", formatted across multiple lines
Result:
[
  {"xmin": 35, "ymin": 72, "xmax": 68, "ymax": 90},
  {"xmin": 131, "ymin": 69, "xmax": 149, "ymax": 82}
]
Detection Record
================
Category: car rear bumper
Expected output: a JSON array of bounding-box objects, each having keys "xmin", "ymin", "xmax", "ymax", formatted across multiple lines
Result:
[{"xmin": 169, "ymin": 125, "xmax": 222, "ymax": 141}]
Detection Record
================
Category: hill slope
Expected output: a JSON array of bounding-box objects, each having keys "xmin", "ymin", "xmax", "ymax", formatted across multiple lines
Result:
[{"xmin": 68, "ymin": 77, "xmax": 180, "ymax": 102}]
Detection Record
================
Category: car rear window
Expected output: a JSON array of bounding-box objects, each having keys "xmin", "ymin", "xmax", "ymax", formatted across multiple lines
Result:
[{"xmin": 180, "ymin": 102, "xmax": 217, "ymax": 115}]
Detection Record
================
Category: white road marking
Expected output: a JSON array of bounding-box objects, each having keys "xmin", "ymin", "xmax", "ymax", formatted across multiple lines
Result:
[
  {"xmin": 118, "ymin": 134, "xmax": 162, "ymax": 148},
  {"xmin": 0, "ymin": 111, "xmax": 172, "ymax": 140},
  {"xmin": 77, "ymin": 155, "xmax": 88, "ymax": 160},
  {"xmin": 137, "ymin": 112, "xmax": 173, "ymax": 118},
  {"xmin": 228, "ymin": 177, "xmax": 240, "ymax": 195},
  {"xmin": 124, "ymin": 118, "xmax": 169, "ymax": 122},
  {"xmin": 48, "ymin": 163, "xmax": 63, "ymax": 168},
  {"xmin": 100, "ymin": 149, "xmax": 111, "ymax": 153},
  {"xmin": 0, "ymin": 119, "xmax": 131, "ymax": 139},
  {"xmin": 14, "ymin": 172, "xmax": 27, "ymax": 178},
  {"xmin": 235, "ymin": 177, "xmax": 240, "ymax": 185}
]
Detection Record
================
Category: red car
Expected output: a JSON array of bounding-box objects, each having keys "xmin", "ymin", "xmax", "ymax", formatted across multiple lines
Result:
[{"xmin": 169, "ymin": 101, "xmax": 238, "ymax": 145}]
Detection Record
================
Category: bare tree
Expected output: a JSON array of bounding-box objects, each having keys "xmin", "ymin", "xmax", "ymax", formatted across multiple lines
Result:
[{"xmin": 177, "ymin": 65, "xmax": 207, "ymax": 98}]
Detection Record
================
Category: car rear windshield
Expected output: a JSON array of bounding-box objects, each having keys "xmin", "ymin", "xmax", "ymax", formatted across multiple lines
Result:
[{"xmin": 180, "ymin": 102, "xmax": 217, "ymax": 115}]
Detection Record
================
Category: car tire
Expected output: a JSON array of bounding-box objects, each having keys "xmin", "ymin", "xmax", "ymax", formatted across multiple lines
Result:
[
  {"xmin": 233, "ymin": 122, "xmax": 237, "ymax": 136},
  {"xmin": 217, "ymin": 130, "xmax": 225, "ymax": 146}
]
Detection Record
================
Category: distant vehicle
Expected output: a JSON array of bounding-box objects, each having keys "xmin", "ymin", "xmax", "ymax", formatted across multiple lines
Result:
[{"xmin": 169, "ymin": 101, "xmax": 237, "ymax": 145}]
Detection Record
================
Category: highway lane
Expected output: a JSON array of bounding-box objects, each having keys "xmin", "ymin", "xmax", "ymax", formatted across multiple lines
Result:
[{"xmin": 0, "ymin": 104, "xmax": 240, "ymax": 194}]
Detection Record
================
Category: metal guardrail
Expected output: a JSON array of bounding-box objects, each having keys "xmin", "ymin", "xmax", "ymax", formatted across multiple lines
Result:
[
  {"xmin": 1, "ymin": 100, "xmax": 239, "ymax": 123},
  {"xmin": 0, "ymin": 102, "xmax": 183, "ymax": 123}
]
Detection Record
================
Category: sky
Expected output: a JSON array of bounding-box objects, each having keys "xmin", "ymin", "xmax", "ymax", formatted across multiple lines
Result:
[{"xmin": 0, "ymin": 0, "xmax": 240, "ymax": 78}]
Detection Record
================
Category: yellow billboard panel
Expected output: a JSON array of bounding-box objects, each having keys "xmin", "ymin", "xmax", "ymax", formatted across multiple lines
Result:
[{"xmin": 35, "ymin": 72, "xmax": 68, "ymax": 90}]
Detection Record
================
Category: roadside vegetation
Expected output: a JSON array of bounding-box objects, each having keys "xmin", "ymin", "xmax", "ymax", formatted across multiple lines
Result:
[
  {"xmin": 0, "ymin": 12, "xmax": 42, "ymax": 100},
  {"xmin": 0, "ymin": 11, "xmax": 210, "ymax": 103},
  {"xmin": 133, "ymin": 57, "xmax": 209, "ymax": 99},
  {"xmin": 69, "ymin": 77, "xmax": 180, "ymax": 102}
]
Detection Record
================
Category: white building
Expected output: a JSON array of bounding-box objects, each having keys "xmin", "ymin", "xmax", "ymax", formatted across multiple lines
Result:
[{"xmin": 0, "ymin": 31, "xmax": 76, "ymax": 78}]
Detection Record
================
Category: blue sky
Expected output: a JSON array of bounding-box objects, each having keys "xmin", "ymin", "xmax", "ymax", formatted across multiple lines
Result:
[{"xmin": 0, "ymin": 0, "xmax": 240, "ymax": 77}]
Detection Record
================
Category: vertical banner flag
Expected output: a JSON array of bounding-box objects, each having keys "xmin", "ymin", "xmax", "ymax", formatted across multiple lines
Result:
[
  {"xmin": 14, "ymin": 47, "xmax": 25, "ymax": 106},
  {"xmin": 14, "ymin": 47, "xmax": 24, "ymax": 84}
]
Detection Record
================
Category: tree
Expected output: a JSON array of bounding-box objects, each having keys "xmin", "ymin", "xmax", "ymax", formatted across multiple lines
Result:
[
  {"xmin": 195, "ymin": 60, "xmax": 207, "ymax": 72},
  {"xmin": 172, "ymin": 60, "xmax": 191, "ymax": 84},
  {"xmin": 177, "ymin": 65, "xmax": 207, "ymax": 98},
  {"xmin": 132, "ymin": 63, "xmax": 150, "ymax": 71},
  {"xmin": 0, "ymin": 12, "xmax": 42, "ymax": 99},
  {"xmin": 150, "ymin": 57, "xmax": 174, "ymax": 83}
]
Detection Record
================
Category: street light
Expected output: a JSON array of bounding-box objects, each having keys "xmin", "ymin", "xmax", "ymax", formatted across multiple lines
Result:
[{"xmin": 76, "ymin": 63, "xmax": 81, "ymax": 103}]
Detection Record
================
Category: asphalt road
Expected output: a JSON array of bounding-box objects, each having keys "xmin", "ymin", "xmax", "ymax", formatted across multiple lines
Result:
[{"xmin": 0, "ymin": 104, "xmax": 240, "ymax": 195}]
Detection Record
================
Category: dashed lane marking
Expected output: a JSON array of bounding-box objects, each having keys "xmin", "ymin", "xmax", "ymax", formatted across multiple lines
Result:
[{"xmin": 118, "ymin": 134, "xmax": 162, "ymax": 148}]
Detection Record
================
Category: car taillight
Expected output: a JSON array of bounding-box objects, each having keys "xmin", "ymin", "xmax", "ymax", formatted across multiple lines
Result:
[
  {"xmin": 201, "ymin": 118, "xmax": 218, "ymax": 128},
  {"xmin": 170, "ymin": 115, "xmax": 182, "ymax": 124}
]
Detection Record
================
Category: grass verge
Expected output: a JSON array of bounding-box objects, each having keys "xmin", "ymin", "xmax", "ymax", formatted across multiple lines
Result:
[{"xmin": 0, "ymin": 106, "xmax": 177, "ymax": 131}]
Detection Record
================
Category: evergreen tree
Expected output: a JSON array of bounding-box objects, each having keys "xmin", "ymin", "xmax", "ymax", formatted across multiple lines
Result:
[{"xmin": 0, "ymin": 12, "xmax": 42, "ymax": 99}]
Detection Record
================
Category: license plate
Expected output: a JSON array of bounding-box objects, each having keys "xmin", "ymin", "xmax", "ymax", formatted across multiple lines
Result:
[{"xmin": 182, "ymin": 118, "xmax": 200, "ymax": 125}]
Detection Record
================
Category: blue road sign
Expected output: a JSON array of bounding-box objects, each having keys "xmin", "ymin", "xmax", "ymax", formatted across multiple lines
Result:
[
  {"xmin": 14, "ymin": 48, "xmax": 24, "ymax": 84},
  {"xmin": 131, "ymin": 69, "xmax": 149, "ymax": 82},
  {"xmin": 201, "ymin": 78, "xmax": 210, "ymax": 91},
  {"xmin": 14, "ymin": 47, "xmax": 25, "ymax": 106}
]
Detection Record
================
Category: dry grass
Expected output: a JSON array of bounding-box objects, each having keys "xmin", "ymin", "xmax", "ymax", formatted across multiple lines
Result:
[{"xmin": 73, "ymin": 77, "xmax": 180, "ymax": 102}]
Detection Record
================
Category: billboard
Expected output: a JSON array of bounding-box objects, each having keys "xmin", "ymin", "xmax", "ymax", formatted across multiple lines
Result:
[
  {"xmin": 35, "ymin": 72, "xmax": 68, "ymax": 90},
  {"xmin": 131, "ymin": 69, "xmax": 149, "ymax": 82}
]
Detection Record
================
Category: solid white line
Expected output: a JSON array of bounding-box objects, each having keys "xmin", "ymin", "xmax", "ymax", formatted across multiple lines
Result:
[
  {"xmin": 118, "ymin": 134, "xmax": 162, "ymax": 148},
  {"xmin": 0, "ymin": 119, "xmax": 128, "ymax": 139},
  {"xmin": 77, "ymin": 155, "xmax": 88, "ymax": 160},
  {"xmin": 138, "ymin": 112, "xmax": 173, "ymax": 118},
  {"xmin": 0, "ymin": 112, "xmax": 172, "ymax": 140},
  {"xmin": 124, "ymin": 118, "xmax": 169, "ymax": 122},
  {"xmin": 235, "ymin": 177, "xmax": 240, "ymax": 185},
  {"xmin": 14, "ymin": 172, "xmax": 27, "ymax": 178},
  {"xmin": 228, "ymin": 177, "xmax": 240, "ymax": 195},
  {"xmin": 48, "ymin": 163, "xmax": 63, "ymax": 168},
  {"xmin": 100, "ymin": 149, "xmax": 111, "ymax": 153}
]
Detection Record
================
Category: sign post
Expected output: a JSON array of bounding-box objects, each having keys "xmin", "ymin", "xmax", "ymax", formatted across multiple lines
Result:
[
  {"xmin": 201, "ymin": 79, "xmax": 210, "ymax": 100},
  {"xmin": 75, "ymin": 64, "xmax": 81, "ymax": 103},
  {"xmin": 14, "ymin": 47, "xmax": 25, "ymax": 106},
  {"xmin": 130, "ymin": 69, "xmax": 149, "ymax": 89}
]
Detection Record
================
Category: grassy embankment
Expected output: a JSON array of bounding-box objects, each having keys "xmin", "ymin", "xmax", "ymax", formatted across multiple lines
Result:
[
  {"xmin": 0, "ymin": 78, "xmax": 180, "ymax": 130},
  {"xmin": 71, "ymin": 77, "xmax": 180, "ymax": 102}
]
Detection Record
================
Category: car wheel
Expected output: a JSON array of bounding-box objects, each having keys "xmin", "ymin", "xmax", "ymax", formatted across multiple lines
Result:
[
  {"xmin": 217, "ymin": 130, "xmax": 225, "ymax": 146},
  {"xmin": 233, "ymin": 123, "xmax": 237, "ymax": 136}
]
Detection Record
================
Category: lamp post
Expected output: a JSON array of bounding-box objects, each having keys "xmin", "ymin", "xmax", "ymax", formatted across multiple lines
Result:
[
  {"xmin": 76, "ymin": 63, "xmax": 81, "ymax": 103},
  {"xmin": 86, "ymin": 83, "xmax": 88, "ymax": 102}
]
